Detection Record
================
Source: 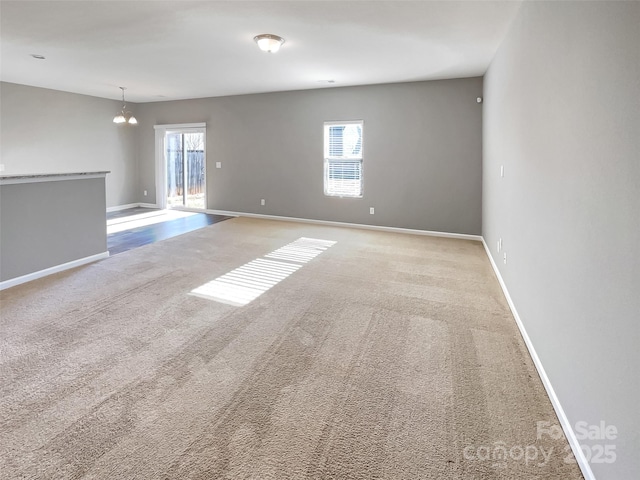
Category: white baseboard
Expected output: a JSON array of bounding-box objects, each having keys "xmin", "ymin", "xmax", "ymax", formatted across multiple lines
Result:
[
  {"xmin": 205, "ymin": 209, "xmax": 483, "ymax": 242},
  {"xmin": 0, "ymin": 251, "xmax": 110, "ymax": 291},
  {"xmin": 106, "ymin": 203, "xmax": 158, "ymax": 212},
  {"xmin": 106, "ymin": 203, "xmax": 140, "ymax": 213},
  {"xmin": 481, "ymin": 239, "xmax": 595, "ymax": 480}
]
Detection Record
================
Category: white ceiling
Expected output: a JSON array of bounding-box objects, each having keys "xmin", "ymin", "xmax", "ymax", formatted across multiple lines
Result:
[{"xmin": 0, "ymin": 1, "xmax": 522, "ymax": 103}]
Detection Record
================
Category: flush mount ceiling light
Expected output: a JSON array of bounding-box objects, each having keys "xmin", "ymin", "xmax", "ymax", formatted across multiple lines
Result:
[
  {"xmin": 254, "ymin": 34, "xmax": 285, "ymax": 53},
  {"xmin": 113, "ymin": 87, "xmax": 137, "ymax": 125}
]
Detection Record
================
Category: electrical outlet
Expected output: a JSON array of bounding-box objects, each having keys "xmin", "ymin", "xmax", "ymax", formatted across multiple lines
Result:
[
  {"xmin": 260, "ymin": 199, "xmax": 265, "ymax": 206},
  {"xmin": 0, "ymin": 164, "xmax": 5, "ymax": 172},
  {"xmin": 369, "ymin": 207, "xmax": 375, "ymax": 215},
  {"xmin": 143, "ymin": 190, "xmax": 147, "ymax": 196},
  {"xmin": 500, "ymin": 165, "xmax": 504, "ymax": 178},
  {"xmin": 216, "ymin": 162, "xmax": 222, "ymax": 169}
]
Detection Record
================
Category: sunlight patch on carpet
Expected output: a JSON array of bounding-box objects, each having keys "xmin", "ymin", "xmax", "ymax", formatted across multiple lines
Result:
[{"xmin": 190, "ymin": 237, "xmax": 336, "ymax": 306}]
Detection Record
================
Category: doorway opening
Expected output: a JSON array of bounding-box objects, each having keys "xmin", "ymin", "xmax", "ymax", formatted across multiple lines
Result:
[{"xmin": 154, "ymin": 123, "xmax": 206, "ymax": 210}]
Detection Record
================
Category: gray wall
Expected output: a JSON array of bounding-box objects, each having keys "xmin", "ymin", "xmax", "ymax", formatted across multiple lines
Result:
[
  {"xmin": 0, "ymin": 82, "xmax": 138, "ymax": 208},
  {"xmin": 138, "ymin": 79, "xmax": 483, "ymax": 235},
  {"xmin": 483, "ymin": 2, "xmax": 639, "ymax": 479},
  {"xmin": 0, "ymin": 177, "xmax": 107, "ymax": 281}
]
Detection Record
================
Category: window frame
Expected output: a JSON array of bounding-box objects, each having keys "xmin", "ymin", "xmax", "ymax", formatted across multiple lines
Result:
[{"xmin": 323, "ymin": 120, "xmax": 364, "ymax": 198}]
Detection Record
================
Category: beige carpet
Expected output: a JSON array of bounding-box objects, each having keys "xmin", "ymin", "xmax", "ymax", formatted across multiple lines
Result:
[{"xmin": 0, "ymin": 217, "xmax": 584, "ymax": 479}]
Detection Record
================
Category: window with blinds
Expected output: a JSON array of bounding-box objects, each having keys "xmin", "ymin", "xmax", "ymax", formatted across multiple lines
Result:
[{"xmin": 324, "ymin": 121, "xmax": 363, "ymax": 197}]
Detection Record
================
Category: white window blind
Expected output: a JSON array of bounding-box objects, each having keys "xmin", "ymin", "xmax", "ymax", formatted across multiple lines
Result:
[{"xmin": 324, "ymin": 121, "xmax": 363, "ymax": 197}]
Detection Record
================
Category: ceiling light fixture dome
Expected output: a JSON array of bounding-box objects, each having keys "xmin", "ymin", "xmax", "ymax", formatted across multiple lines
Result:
[
  {"xmin": 254, "ymin": 34, "xmax": 285, "ymax": 53},
  {"xmin": 113, "ymin": 87, "xmax": 137, "ymax": 125}
]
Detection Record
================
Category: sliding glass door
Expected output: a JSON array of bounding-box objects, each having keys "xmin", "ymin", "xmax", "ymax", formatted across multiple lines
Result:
[{"xmin": 165, "ymin": 129, "xmax": 206, "ymax": 209}]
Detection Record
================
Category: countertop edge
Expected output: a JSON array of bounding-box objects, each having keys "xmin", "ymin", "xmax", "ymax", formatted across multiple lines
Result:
[{"xmin": 0, "ymin": 171, "xmax": 110, "ymax": 185}]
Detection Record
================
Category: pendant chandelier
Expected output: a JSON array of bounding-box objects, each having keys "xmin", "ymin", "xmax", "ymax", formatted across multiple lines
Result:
[{"xmin": 113, "ymin": 87, "xmax": 137, "ymax": 125}]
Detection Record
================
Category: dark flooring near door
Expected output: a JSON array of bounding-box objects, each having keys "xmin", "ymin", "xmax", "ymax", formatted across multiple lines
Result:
[{"xmin": 107, "ymin": 208, "xmax": 231, "ymax": 255}]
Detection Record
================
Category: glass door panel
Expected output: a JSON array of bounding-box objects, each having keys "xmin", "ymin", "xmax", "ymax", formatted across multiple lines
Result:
[
  {"xmin": 165, "ymin": 130, "xmax": 205, "ymax": 209},
  {"xmin": 184, "ymin": 132, "xmax": 205, "ymax": 209},
  {"xmin": 166, "ymin": 132, "xmax": 184, "ymax": 208}
]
